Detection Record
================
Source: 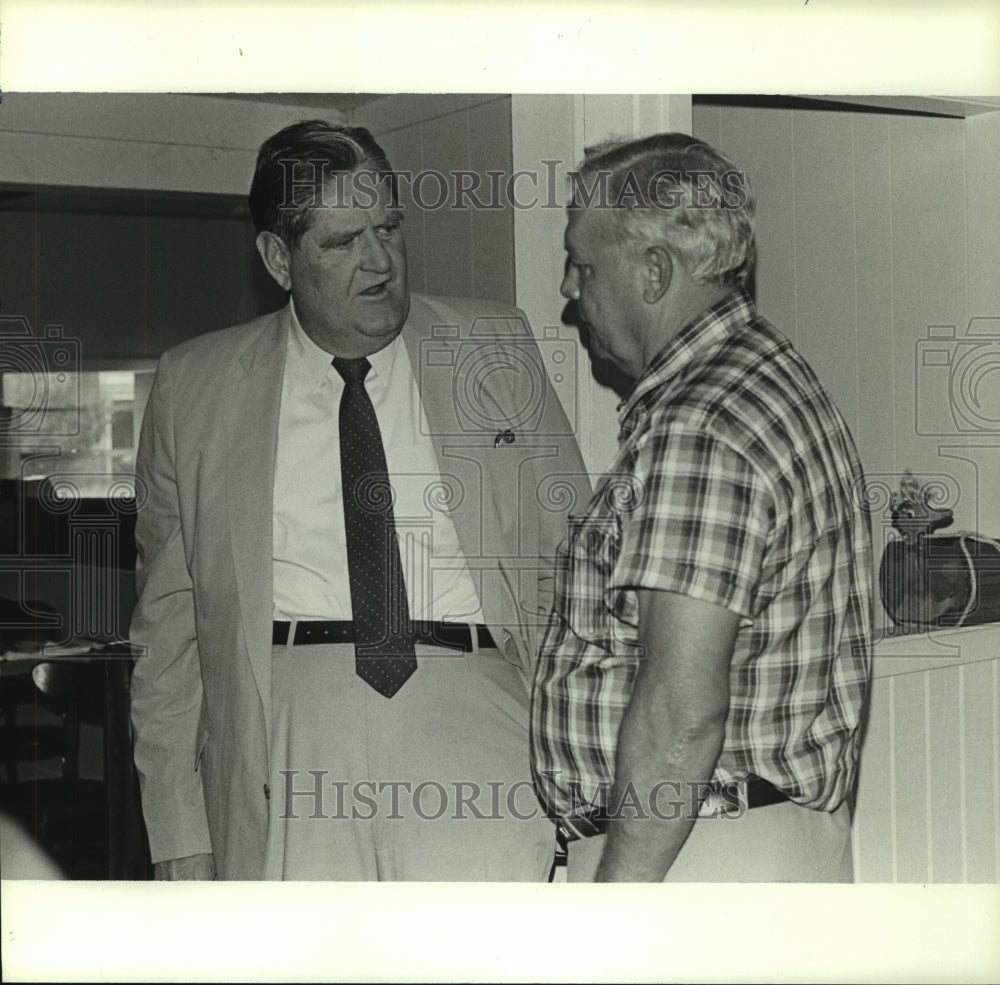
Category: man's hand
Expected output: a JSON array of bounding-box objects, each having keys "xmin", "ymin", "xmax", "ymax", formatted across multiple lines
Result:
[
  {"xmin": 154, "ymin": 853, "xmax": 217, "ymax": 880},
  {"xmin": 595, "ymin": 589, "xmax": 740, "ymax": 882}
]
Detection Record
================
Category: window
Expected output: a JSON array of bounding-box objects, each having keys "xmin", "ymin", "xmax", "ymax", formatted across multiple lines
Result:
[{"xmin": 0, "ymin": 366, "xmax": 156, "ymax": 499}]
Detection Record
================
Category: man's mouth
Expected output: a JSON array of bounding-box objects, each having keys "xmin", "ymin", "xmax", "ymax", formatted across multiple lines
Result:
[{"xmin": 359, "ymin": 282, "xmax": 390, "ymax": 298}]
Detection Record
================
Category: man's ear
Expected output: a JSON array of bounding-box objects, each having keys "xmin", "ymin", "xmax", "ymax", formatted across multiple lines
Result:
[
  {"xmin": 256, "ymin": 231, "xmax": 292, "ymax": 292},
  {"xmin": 641, "ymin": 245, "xmax": 673, "ymax": 304}
]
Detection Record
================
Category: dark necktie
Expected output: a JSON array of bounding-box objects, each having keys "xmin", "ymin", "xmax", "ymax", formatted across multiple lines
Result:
[{"xmin": 333, "ymin": 356, "xmax": 417, "ymax": 698}]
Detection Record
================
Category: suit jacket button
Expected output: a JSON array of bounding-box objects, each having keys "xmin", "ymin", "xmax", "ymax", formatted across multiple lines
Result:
[{"xmin": 263, "ymin": 783, "xmax": 271, "ymax": 800}]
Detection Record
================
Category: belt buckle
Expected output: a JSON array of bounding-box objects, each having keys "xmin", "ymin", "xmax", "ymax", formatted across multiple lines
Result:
[
  {"xmin": 415, "ymin": 622, "xmax": 471, "ymax": 653},
  {"xmin": 555, "ymin": 819, "xmax": 577, "ymax": 846},
  {"xmin": 557, "ymin": 810, "xmax": 607, "ymax": 841},
  {"xmin": 699, "ymin": 780, "xmax": 746, "ymax": 818}
]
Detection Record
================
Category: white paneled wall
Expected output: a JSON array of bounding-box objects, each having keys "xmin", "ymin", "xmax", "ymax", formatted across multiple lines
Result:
[
  {"xmin": 695, "ymin": 101, "xmax": 1000, "ymax": 882},
  {"xmin": 853, "ymin": 625, "xmax": 1000, "ymax": 883},
  {"xmin": 693, "ymin": 103, "xmax": 1000, "ymax": 636}
]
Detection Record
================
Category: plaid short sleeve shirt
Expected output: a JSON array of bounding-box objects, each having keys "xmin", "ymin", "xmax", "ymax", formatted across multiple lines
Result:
[{"xmin": 531, "ymin": 291, "xmax": 874, "ymax": 818}]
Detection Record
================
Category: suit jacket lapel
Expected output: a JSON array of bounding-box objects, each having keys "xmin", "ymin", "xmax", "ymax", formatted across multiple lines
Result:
[
  {"xmin": 400, "ymin": 313, "xmax": 491, "ymax": 569},
  {"xmin": 400, "ymin": 305, "xmax": 525, "ymax": 658},
  {"xmin": 226, "ymin": 308, "xmax": 288, "ymax": 725}
]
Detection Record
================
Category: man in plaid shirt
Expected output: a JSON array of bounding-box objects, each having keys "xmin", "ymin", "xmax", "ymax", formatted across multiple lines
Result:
[{"xmin": 531, "ymin": 132, "xmax": 873, "ymax": 882}]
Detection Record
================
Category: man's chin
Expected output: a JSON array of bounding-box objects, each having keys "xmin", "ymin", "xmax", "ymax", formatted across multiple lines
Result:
[
  {"xmin": 359, "ymin": 311, "xmax": 409, "ymax": 346},
  {"xmin": 588, "ymin": 338, "xmax": 614, "ymax": 367},
  {"xmin": 584, "ymin": 344, "xmax": 633, "ymax": 394}
]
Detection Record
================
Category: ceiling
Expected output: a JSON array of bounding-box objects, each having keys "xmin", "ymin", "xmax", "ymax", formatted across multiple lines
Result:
[
  {"xmin": 211, "ymin": 93, "xmax": 1000, "ymax": 119},
  {"xmin": 695, "ymin": 94, "xmax": 1000, "ymax": 119},
  {"xmin": 202, "ymin": 92, "xmax": 388, "ymax": 115}
]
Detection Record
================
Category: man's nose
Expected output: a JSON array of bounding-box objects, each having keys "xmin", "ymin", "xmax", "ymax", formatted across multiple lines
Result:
[
  {"xmin": 560, "ymin": 267, "xmax": 579, "ymax": 300},
  {"xmin": 360, "ymin": 227, "xmax": 392, "ymax": 271}
]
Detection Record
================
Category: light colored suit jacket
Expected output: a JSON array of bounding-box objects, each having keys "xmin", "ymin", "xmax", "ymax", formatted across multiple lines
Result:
[{"xmin": 129, "ymin": 294, "xmax": 591, "ymax": 878}]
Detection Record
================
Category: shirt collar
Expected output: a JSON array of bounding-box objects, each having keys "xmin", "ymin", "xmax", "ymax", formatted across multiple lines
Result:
[
  {"xmin": 617, "ymin": 289, "xmax": 756, "ymax": 431},
  {"xmin": 287, "ymin": 298, "xmax": 401, "ymax": 389}
]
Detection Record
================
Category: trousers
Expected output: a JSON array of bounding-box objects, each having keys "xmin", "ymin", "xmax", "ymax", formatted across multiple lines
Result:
[
  {"xmin": 263, "ymin": 637, "xmax": 553, "ymax": 881},
  {"xmin": 565, "ymin": 799, "xmax": 854, "ymax": 882}
]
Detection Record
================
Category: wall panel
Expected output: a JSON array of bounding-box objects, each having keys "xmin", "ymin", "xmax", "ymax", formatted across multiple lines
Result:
[
  {"xmin": 420, "ymin": 111, "xmax": 476, "ymax": 300},
  {"xmin": 853, "ymin": 626, "xmax": 1000, "ymax": 882},
  {"xmin": 791, "ymin": 110, "xmax": 862, "ymax": 436},
  {"xmin": 851, "ymin": 113, "xmax": 896, "ymax": 504},
  {"xmin": 692, "ymin": 103, "xmax": 798, "ymax": 345},
  {"xmin": 358, "ymin": 95, "xmax": 515, "ymax": 306},
  {"xmin": 467, "ymin": 101, "xmax": 516, "ymax": 304},
  {"xmin": 963, "ymin": 659, "xmax": 1000, "ymax": 881},
  {"xmin": 693, "ymin": 104, "xmax": 995, "ymax": 632}
]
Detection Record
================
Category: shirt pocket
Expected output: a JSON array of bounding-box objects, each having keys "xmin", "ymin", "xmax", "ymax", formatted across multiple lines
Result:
[{"xmin": 565, "ymin": 513, "xmax": 626, "ymax": 644}]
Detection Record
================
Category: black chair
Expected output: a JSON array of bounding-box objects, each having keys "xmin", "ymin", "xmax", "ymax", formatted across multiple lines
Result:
[
  {"xmin": 0, "ymin": 652, "xmax": 150, "ymax": 879},
  {"xmin": 0, "ymin": 596, "xmax": 64, "ymax": 797}
]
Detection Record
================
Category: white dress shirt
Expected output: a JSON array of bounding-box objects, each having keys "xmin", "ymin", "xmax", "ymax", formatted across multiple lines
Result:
[{"xmin": 272, "ymin": 303, "xmax": 483, "ymax": 623}]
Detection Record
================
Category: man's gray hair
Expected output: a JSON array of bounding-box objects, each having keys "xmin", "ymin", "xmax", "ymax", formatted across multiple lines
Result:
[{"xmin": 574, "ymin": 132, "xmax": 756, "ymax": 288}]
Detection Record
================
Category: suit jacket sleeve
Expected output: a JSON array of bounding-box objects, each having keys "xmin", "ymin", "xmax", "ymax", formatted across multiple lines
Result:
[
  {"xmin": 129, "ymin": 349, "xmax": 213, "ymax": 863},
  {"xmin": 514, "ymin": 307, "xmax": 593, "ymax": 667}
]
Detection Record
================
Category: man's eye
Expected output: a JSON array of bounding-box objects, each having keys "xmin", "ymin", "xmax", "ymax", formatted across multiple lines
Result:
[{"xmin": 376, "ymin": 223, "xmax": 400, "ymax": 239}]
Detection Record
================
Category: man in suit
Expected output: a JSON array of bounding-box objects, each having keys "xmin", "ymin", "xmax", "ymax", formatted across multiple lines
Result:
[{"xmin": 130, "ymin": 120, "xmax": 590, "ymax": 880}]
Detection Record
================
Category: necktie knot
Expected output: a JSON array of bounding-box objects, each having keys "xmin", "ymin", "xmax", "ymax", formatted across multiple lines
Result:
[{"xmin": 333, "ymin": 356, "xmax": 371, "ymax": 386}]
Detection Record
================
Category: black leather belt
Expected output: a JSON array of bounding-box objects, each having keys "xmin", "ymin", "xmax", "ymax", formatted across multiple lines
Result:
[
  {"xmin": 272, "ymin": 620, "xmax": 496, "ymax": 652},
  {"xmin": 557, "ymin": 776, "xmax": 792, "ymax": 843}
]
